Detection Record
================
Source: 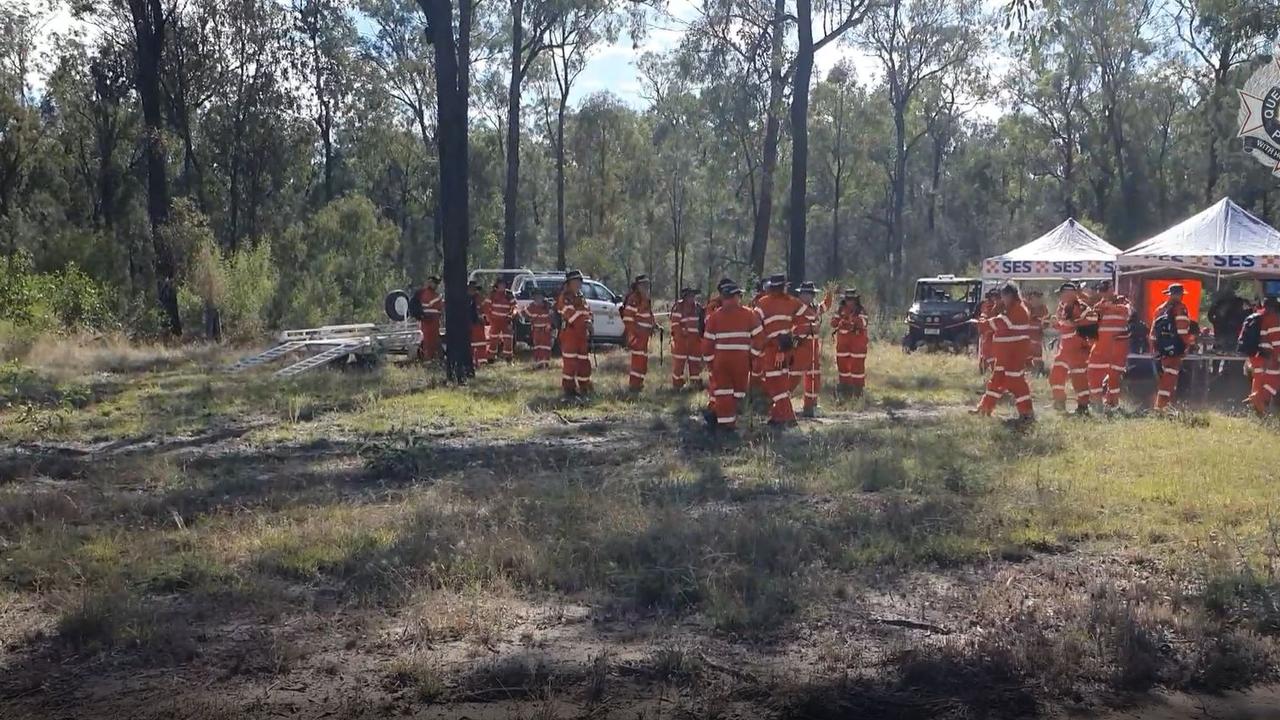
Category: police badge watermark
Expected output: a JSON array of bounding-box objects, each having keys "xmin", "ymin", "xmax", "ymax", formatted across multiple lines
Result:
[{"xmin": 1238, "ymin": 55, "xmax": 1280, "ymax": 176}]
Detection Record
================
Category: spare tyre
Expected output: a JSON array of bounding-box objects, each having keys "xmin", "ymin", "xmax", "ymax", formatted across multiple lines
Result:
[{"xmin": 384, "ymin": 289, "xmax": 411, "ymax": 321}]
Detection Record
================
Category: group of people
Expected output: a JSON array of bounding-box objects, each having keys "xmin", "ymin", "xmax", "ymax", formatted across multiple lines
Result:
[
  {"xmin": 971, "ymin": 279, "xmax": 1280, "ymax": 419},
  {"xmin": 412, "ymin": 271, "xmax": 871, "ymax": 430}
]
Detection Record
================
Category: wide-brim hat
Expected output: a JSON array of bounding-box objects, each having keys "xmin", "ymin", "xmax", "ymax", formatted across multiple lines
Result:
[
  {"xmin": 721, "ymin": 283, "xmax": 743, "ymax": 296},
  {"xmin": 633, "ymin": 274, "xmax": 650, "ymax": 285},
  {"xmin": 764, "ymin": 274, "xmax": 787, "ymax": 289},
  {"xmin": 565, "ymin": 270, "xmax": 584, "ymax": 282},
  {"xmin": 681, "ymin": 287, "xmax": 699, "ymax": 296},
  {"xmin": 425, "ymin": 275, "xmax": 440, "ymax": 284},
  {"xmin": 797, "ymin": 281, "xmax": 818, "ymax": 294},
  {"xmin": 1162, "ymin": 283, "xmax": 1185, "ymax": 295},
  {"xmin": 716, "ymin": 277, "xmax": 734, "ymax": 290},
  {"xmin": 843, "ymin": 288, "xmax": 861, "ymax": 299},
  {"xmin": 1057, "ymin": 281, "xmax": 1078, "ymax": 292}
]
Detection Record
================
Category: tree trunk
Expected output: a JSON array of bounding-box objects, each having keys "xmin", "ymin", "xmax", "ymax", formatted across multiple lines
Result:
[
  {"xmin": 502, "ymin": 0, "xmax": 523, "ymax": 268},
  {"xmin": 555, "ymin": 98, "xmax": 567, "ymax": 270},
  {"xmin": 130, "ymin": 0, "xmax": 181, "ymax": 336},
  {"xmin": 419, "ymin": 0, "xmax": 472, "ymax": 380},
  {"xmin": 788, "ymin": 0, "xmax": 814, "ymax": 284},
  {"xmin": 890, "ymin": 103, "xmax": 907, "ymax": 289},
  {"xmin": 749, "ymin": 0, "xmax": 786, "ymax": 279}
]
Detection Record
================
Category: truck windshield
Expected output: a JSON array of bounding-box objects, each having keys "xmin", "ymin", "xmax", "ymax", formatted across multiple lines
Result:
[
  {"xmin": 915, "ymin": 282, "xmax": 979, "ymax": 304},
  {"xmin": 518, "ymin": 278, "xmax": 565, "ymax": 299}
]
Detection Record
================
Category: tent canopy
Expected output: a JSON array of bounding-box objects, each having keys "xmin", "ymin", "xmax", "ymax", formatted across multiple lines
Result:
[
  {"xmin": 981, "ymin": 218, "xmax": 1120, "ymax": 280},
  {"xmin": 1118, "ymin": 198, "xmax": 1280, "ymax": 273}
]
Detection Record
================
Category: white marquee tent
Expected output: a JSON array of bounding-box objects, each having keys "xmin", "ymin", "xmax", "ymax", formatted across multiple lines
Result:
[
  {"xmin": 1117, "ymin": 198, "xmax": 1280, "ymax": 276},
  {"xmin": 981, "ymin": 218, "xmax": 1121, "ymax": 281}
]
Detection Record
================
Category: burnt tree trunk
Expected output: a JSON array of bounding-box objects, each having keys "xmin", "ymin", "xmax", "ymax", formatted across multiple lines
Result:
[
  {"xmin": 749, "ymin": 0, "xmax": 786, "ymax": 279},
  {"xmin": 419, "ymin": 0, "xmax": 473, "ymax": 381},
  {"xmin": 129, "ymin": 0, "xmax": 182, "ymax": 336},
  {"xmin": 787, "ymin": 0, "xmax": 814, "ymax": 284},
  {"xmin": 502, "ymin": 0, "xmax": 524, "ymax": 268}
]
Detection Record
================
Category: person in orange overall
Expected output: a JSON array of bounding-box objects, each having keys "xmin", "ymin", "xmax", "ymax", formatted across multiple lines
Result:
[
  {"xmin": 557, "ymin": 270, "xmax": 593, "ymax": 397},
  {"xmin": 669, "ymin": 287, "xmax": 703, "ymax": 389},
  {"xmin": 755, "ymin": 274, "xmax": 806, "ymax": 426},
  {"xmin": 1026, "ymin": 290, "xmax": 1050, "ymax": 372},
  {"xmin": 977, "ymin": 288, "xmax": 1000, "ymax": 373},
  {"xmin": 466, "ymin": 281, "xmax": 490, "ymax": 366},
  {"xmin": 701, "ymin": 278, "xmax": 736, "ymax": 412},
  {"xmin": 1084, "ymin": 279, "xmax": 1133, "ymax": 411},
  {"xmin": 520, "ymin": 287, "xmax": 553, "ymax": 369},
  {"xmin": 701, "ymin": 283, "xmax": 763, "ymax": 431},
  {"xmin": 1048, "ymin": 282, "xmax": 1092, "ymax": 413},
  {"xmin": 486, "ymin": 279, "xmax": 516, "ymax": 363},
  {"xmin": 748, "ymin": 279, "xmax": 768, "ymax": 393},
  {"xmin": 414, "ymin": 276, "xmax": 443, "ymax": 361},
  {"xmin": 832, "ymin": 288, "xmax": 869, "ymax": 397},
  {"xmin": 621, "ymin": 275, "xmax": 656, "ymax": 392},
  {"xmin": 791, "ymin": 281, "xmax": 833, "ymax": 417},
  {"xmin": 971, "ymin": 283, "xmax": 1035, "ymax": 420},
  {"xmin": 1151, "ymin": 283, "xmax": 1195, "ymax": 411},
  {"xmin": 1244, "ymin": 297, "xmax": 1280, "ymax": 416}
]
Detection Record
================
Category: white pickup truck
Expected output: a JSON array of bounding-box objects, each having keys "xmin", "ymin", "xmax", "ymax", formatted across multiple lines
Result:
[{"xmin": 467, "ymin": 268, "xmax": 627, "ymax": 346}]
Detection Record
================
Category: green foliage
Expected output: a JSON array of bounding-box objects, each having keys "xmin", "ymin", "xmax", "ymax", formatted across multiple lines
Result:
[
  {"xmin": 0, "ymin": 253, "xmax": 115, "ymax": 333},
  {"xmin": 272, "ymin": 195, "xmax": 400, "ymax": 328}
]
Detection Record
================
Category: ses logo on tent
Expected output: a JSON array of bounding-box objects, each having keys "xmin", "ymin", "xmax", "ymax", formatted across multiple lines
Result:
[{"xmin": 1239, "ymin": 56, "xmax": 1280, "ymax": 175}]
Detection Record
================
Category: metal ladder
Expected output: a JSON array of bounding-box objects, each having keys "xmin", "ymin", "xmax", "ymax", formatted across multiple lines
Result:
[
  {"xmin": 226, "ymin": 341, "xmax": 307, "ymax": 373},
  {"xmin": 273, "ymin": 340, "xmax": 368, "ymax": 378}
]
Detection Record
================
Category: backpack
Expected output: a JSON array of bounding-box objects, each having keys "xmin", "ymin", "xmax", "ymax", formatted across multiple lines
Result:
[
  {"xmin": 1152, "ymin": 310, "xmax": 1184, "ymax": 358},
  {"xmin": 1239, "ymin": 312, "xmax": 1264, "ymax": 356}
]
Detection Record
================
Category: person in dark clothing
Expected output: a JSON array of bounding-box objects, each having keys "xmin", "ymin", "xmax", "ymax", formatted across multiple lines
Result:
[{"xmin": 1208, "ymin": 289, "xmax": 1252, "ymax": 352}]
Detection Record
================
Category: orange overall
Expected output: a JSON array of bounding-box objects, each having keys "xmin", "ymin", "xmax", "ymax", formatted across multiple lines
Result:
[
  {"xmin": 622, "ymin": 293, "xmax": 656, "ymax": 391},
  {"xmin": 977, "ymin": 298, "xmax": 998, "ymax": 373},
  {"xmin": 469, "ymin": 295, "xmax": 489, "ymax": 366},
  {"xmin": 791, "ymin": 294, "xmax": 833, "ymax": 412},
  {"xmin": 486, "ymin": 289, "xmax": 515, "ymax": 361},
  {"xmin": 1247, "ymin": 310, "xmax": 1280, "ymax": 415},
  {"xmin": 975, "ymin": 300, "xmax": 1034, "ymax": 417},
  {"xmin": 1048, "ymin": 298, "xmax": 1091, "ymax": 409},
  {"xmin": 669, "ymin": 298, "xmax": 703, "ymax": 388},
  {"xmin": 559, "ymin": 292, "xmax": 593, "ymax": 395},
  {"xmin": 832, "ymin": 304, "xmax": 869, "ymax": 390},
  {"xmin": 1028, "ymin": 300, "xmax": 1049, "ymax": 370},
  {"xmin": 749, "ymin": 290, "xmax": 768, "ymax": 391},
  {"xmin": 1086, "ymin": 296, "xmax": 1132, "ymax": 407},
  {"xmin": 416, "ymin": 287, "xmax": 442, "ymax": 360},
  {"xmin": 520, "ymin": 300, "xmax": 553, "ymax": 368},
  {"xmin": 702, "ymin": 303, "xmax": 763, "ymax": 429},
  {"xmin": 755, "ymin": 292, "xmax": 806, "ymax": 423},
  {"xmin": 1152, "ymin": 299, "xmax": 1193, "ymax": 410}
]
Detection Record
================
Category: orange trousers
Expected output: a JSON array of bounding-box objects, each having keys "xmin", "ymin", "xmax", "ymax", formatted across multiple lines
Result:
[
  {"xmin": 761, "ymin": 347, "xmax": 796, "ymax": 423},
  {"xmin": 1087, "ymin": 338, "xmax": 1127, "ymax": 407},
  {"xmin": 709, "ymin": 351, "xmax": 751, "ymax": 428},
  {"xmin": 418, "ymin": 318, "xmax": 440, "ymax": 360},
  {"xmin": 1248, "ymin": 358, "xmax": 1279, "ymax": 415},
  {"xmin": 979, "ymin": 333, "xmax": 995, "ymax": 372},
  {"xmin": 530, "ymin": 327, "xmax": 552, "ymax": 368},
  {"xmin": 976, "ymin": 347, "xmax": 1033, "ymax": 416},
  {"xmin": 488, "ymin": 318, "xmax": 513, "ymax": 361},
  {"xmin": 627, "ymin": 331, "xmax": 650, "ymax": 390},
  {"xmin": 560, "ymin": 333, "xmax": 592, "ymax": 394},
  {"xmin": 671, "ymin": 336, "xmax": 703, "ymax": 388},
  {"xmin": 791, "ymin": 338, "xmax": 821, "ymax": 412},
  {"xmin": 1049, "ymin": 339, "xmax": 1090, "ymax": 408},
  {"xmin": 835, "ymin": 336, "xmax": 867, "ymax": 389},
  {"xmin": 1154, "ymin": 355, "xmax": 1183, "ymax": 410},
  {"xmin": 470, "ymin": 324, "xmax": 489, "ymax": 365}
]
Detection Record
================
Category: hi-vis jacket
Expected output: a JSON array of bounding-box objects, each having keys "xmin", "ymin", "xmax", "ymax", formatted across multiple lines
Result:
[{"xmin": 754, "ymin": 293, "xmax": 806, "ymax": 348}]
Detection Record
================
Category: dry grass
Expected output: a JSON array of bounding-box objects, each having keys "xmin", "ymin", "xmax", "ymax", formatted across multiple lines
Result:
[{"xmin": 3, "ymin": 335, "xmax": 1280, "ymax": 717}]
